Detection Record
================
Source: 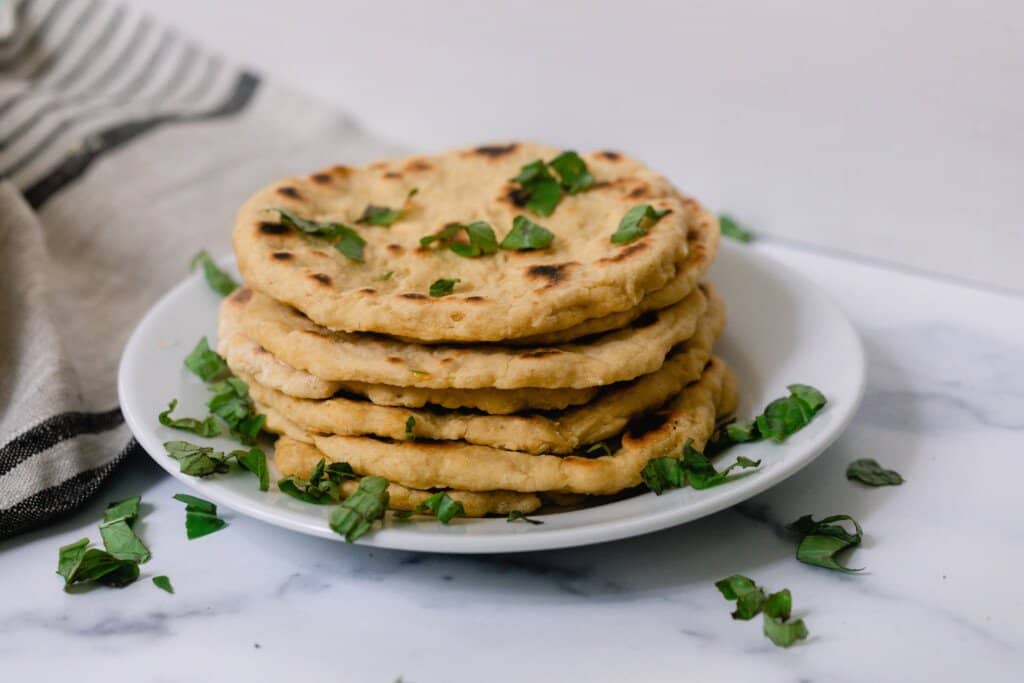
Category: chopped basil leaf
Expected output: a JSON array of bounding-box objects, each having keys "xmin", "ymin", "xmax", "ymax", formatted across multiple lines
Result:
[
  {"xmin": 718, "ymin": 214, "xmax": 754, "ymax": 243},
  {"xmin": 57, "ymin": 538, "xmax": 139, "ymax": 589},
  {"xmin": 715, "ymin": 575, "xmax": 808, "ymax": 647},
  {"xmin": 510, "ymin": 160, "xmax": 563, "ymax": 215},
  {"xmin": 185, "ymin": 511, "xmax": 226, "ymax": 540},
  {"xmin": 152, "ymin": 575, "xmax": 174, "ymax": 594},
  {"xmin": 172, "ymin": 493, "xmax": 218, "ymax": 514},
  {"xmin": 642, "ymin": 439, "xmax": 760, "ymax": 494},
  {"xmin": 846, "ymin": 458, "xmax": 904, "ymax": 486},
  {"xmin": 415, "ymin": 492, "xmax": 465, "ymax": 524},
  {"xmin": 788, "ymin": 383, "xmax": 826, "ymax": 412},
  {"xmin": 405, "ymin": 416, "xmax": 416, "ymax": 441},
  {"xmin": 62, "ymin": 547, "xmax": 140, "ymax": 588},
  {"xmin": 786, "ymin": 514, "xmax": 864, "ymax": 573},
  {"xmin": 524, "ymin": 179, "xmax": 563, "ymax": 216},
  {"xmin": 511, "ymin": 159, "xmax": 555, "ymax": 186},
  {"xmin": 173, "ymin": 493, "xmax": 226, "ymax": 540},
  {"xmin": 762, "ymin": 589, "xmax": 808, "ymax": 647},
  {"xmin": 421, "ymin": 221, "xmax": 498, "ymax": 258},
  {"xmin": 376, "ymin": 271, "xmax": 394, "ymax": 281},
  {"xmin": 99, "ymin": 496, "xmax": 151, "ymax": 563},
  {"xmin": 268, "ymin": 208, "xmax": 365, "ymax": 262},
  {"xmin": 56, "ymin": 538, "xmax": 90, "ymax": 583},
  {"xmin": 164, "ymin": 440, "xmax": 232, "ymax": 477},
  {"xmin": 102, "ymin": 496, "xmax": 141, "ymax": 525},
  {"xmin": 641, "ymin": 456, "xmax": 685, "ymax": 494},
  {"xmin": 190, "ymin": 250, "xmax": 238, "ymax": 295},
  {"xmin": 506, "ymin": 511, "xmax": 544, "ymax": 525},
  {"xmin": 548, "ymin": 150, "xmax": 594, "ymax": 194},
  {"xmin": 99, "ymin": 519, "xmax": 151, "ymax": 563},
  {"xmin": 99, "ymin": 495, "xmax": 149, "ymax": 566},
  {"xmin": 727, "ymin": 384, "xmax": 827, "ymax": 444},
  {"xmin": 356, "ymin": 188, "xmax": 418, "ymax": 227},
  {"xmin": 334, "ymin": 226, "xmax": 366, "ymax": 262},
  {"xmin": 724, "ymin": 419, "xmax": 758, "ymax": 443},
  {"xmin": 184, "ymin": 337, "xmax": 231, "ymax": 382},
  {"xmin": 207, "ymin": 377, "xmax": 264, "ymax": 445},
  {"xmin": 278, "ymin": 458, "xmax": 356, "ymax": 504},
  {"xmin": 429, "ymin": 278, "xmax": 460, "ymax": 297},
  {"xmin": 234, "ymin": 447, "xmax": 269, "ymax": 491},
  {"xmin": 714, "ymin": 574, "xmax": 767, "ymax": 621},
  {"xmin": 611, "ymin": 204, "xmax": 671, "ymax": 245},
  {"xmin": 328, "ymin": 476, "xmax": 390, "ymax": 542},
  {"xmin": 159, "ymin": 399, "xmax": 221, "ymax": 437},
  {"xmin": 510, "ymin": 153, "xmax": 594, "ymax": 215},
  {"xmin": 500, "ymin": 215, "xmax": 554, "ymax": 250},
  {"xmin": 357, "ymin": 205, "xmax": 402, "ymax": 226}
]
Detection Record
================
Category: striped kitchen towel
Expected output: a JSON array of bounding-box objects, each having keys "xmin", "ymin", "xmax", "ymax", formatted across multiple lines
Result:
[{"xmin": 0, "ymin": 0, "xmax": 400, "ymax": 538}]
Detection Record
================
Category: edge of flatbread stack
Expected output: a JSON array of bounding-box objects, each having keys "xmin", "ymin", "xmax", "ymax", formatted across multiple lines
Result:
[{"xmin": 219, "ymin": 142, "xmax": 737, "ymax": 526}]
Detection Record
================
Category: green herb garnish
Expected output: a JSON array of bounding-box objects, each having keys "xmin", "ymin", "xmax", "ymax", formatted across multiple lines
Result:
[
  {"xmin": 506, "ymin": 511, "xmax": 544, "ymax": 525},
  {"xmin": 56, "ymin": 539, "xmax": 140, "ymax": 589},
  {"xmin": 405, "ymin": 416, "xmax": 416, "ymax": 440},
  {"xmin": 164, "ymin": 441, "xmax": 233, "ymax": 477},
  {"xmin": 718, "ymin": 214, "xmax": 753, "ymax": 243},
  {"xmin": 173, "ymin": 493, "xmax": 227, "ymax": 540},
  {"xmin": 414, "ymin": 492, "xmax": 465, "ymax": 524},
  {"xmin": 190, "ymin": 250, "xmax": 238, "ymax": 295},
  {"xmin": 715, "ymin": 574, "xmax": 767, "ymax": 620},
  {"xmin": 762, "ymin": 589, "xmax": 809, "ymax": 647},
  {"xmin": 548, "ymin": 150, "xmax": 594, "ymax": 194},
  {"xmin": 641, "ymin": 439, "xmax": 760, "ymax": 494},
  {"xmin": 429, "ymin": 278, "xmax": 460, "ymax": 297},
  {"xmin": 511, "ymin": 159, "xmax": 563, "ymax": 216},
  {"xmin": 846, "ymin": 458, "xmax": 903, "ymax": 486},
  {"xmin": 787, "ymin": 514, "xmax": 864, "ymax": 573},
  {"xmin": 376, "ymin": 271, "xmax": 394, "ymax": 281},
  {"xmin": 152, "ymin": 575, "xmax": 174, "ymax": 594},
  {"xmin": 500, "ymin": 215, "xmax": 554, "ymax": 251},
  {"xmin": 269, "ymin": 208, "xmax": 366, "ymax": 262},
  {"xmin": 158, "ymin": 399, "xmax": 221, "ymax": 437},
  {"xmin": 715, "ymin": 575, "xmax": 808, "ymax": 648},
  {"xmin": 99, "ymin": 516, "xmax": 151, "ymax": 564},
  {"xmin": 510, "ymin": 152, "xmax": 594, "ymax": 215},
  {"xmin": 235, "ymin": 447, "xmax": 270, "ymax": 491},
  {"xmin": 356, "ymin": 188, "xmax": 418, "ymax": 227},
  {"xmin": 420, "ymin": 221, "xmax": 499, "ymax": 258},
  {"xmin": 206, "ymin": 377, "xmax": 265, "ymax": 445},
  {"xmin": 184, "ymin": 337, "xmax": 231, "ymax": 382},
  {"xmin": 610, "ymin": 204, "xmax": 671, "ymax": 245},
  {"xmin": 726, "ymin": 384, "xmax": 827, "ymax": 444},
  {"xmin": 278, "ymin": 458, "xmax": 356, "ymax": 504},
  {"xmin": 328, "ymin": 476, "xmax": 390, "ymax": 542}
]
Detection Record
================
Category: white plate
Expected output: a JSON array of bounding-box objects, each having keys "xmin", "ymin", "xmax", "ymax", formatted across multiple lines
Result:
[{"xmin": 118, "ymin": 243, "xmax": 865, "ymax": 553}]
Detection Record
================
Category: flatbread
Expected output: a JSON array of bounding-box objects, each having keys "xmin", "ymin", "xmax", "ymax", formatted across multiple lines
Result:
[
  {"xmin": 244, "ymin": 293, "xmax": 724, "ymax": 453},
  {"xmin": 233, "ymin": 284, "xmax": 712, "ymax": 390},
  {"xmin": 274, "ymin": 437, "xmax": 542, "ymax": 516},
  {"xmin": 233, "ymin": 142, "xmax": 711, "ymax": 342},
  {"xmin": 265, "ymin": 357, "xmax": 737, "ymax": 496},
  {"xmin": 506, "ymin": 206, "xmax": 718, "ymax": 345}
]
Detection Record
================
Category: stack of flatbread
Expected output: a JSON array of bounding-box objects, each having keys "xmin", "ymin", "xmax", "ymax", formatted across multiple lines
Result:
[{"xmin": 221, "ymin": 143, "xmax": 736, "ymax": 516}]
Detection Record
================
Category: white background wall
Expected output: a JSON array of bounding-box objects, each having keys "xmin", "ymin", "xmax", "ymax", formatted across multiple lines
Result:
[{"xmin": 125, "ymin": 0, "xmax": 1024, "ymax": 293}]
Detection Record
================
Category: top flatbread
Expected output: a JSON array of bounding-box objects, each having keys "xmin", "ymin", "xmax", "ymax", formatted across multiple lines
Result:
[{"xmin": 233, "ymin": 142, "xmax": 708, "ymax": 342}]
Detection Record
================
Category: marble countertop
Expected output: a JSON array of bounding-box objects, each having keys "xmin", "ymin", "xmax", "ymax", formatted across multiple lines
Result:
[{"xmin": 2, "ymin": 242, "xmax": 1021, "ymax": 682}]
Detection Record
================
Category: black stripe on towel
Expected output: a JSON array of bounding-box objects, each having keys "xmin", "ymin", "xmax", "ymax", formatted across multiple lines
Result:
[
  {"xmin": 23, "ymin": 70, "xmax": 260, "ymax": 208},
  {"xmin": 0, "ymin": 407, "xmax": 125, "ymax": 477},
  {"xmin": 0, "ymin": 437, "xmax": 139, "ymax": 540}
]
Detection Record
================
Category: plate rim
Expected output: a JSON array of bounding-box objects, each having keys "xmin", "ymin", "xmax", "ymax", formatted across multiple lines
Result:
[{"xmin": 117, "ymin": 244, "xmax": 865, "ymax": 554}]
